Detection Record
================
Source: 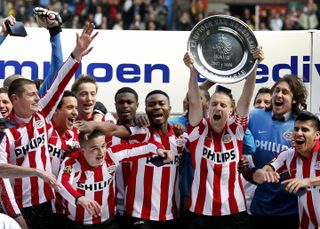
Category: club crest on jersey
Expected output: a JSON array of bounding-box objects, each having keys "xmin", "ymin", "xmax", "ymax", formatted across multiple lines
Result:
[
  {"xmin": 63, "ymin": 165, "xmax": 72, "ymax": 174},
  {"xmin": 34, "ymin": 120, "xmax": 44, "ymax": 129},
  {"xmin": 222, "ymin": 134, "xmax": 232, "ymax": 143},
  {"xmin": 176, "ymin": 138, "xmax": 187, "ymax": 147},
  {"xmin": 283, "ymin": 131, "xmax": 293, "ymax": 141},
  {"xmin": 107, "ymin": 165, "xmax": 116, "ymax": 173},
  {"xmin": 314, "ymin": 161, "xmax": 320, "ymax": 170}
]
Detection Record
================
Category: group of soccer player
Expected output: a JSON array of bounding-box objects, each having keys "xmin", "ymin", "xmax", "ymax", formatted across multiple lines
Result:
[{"xmin": 0, "ymin": 6, "xmax": 319, "ymax": 229}]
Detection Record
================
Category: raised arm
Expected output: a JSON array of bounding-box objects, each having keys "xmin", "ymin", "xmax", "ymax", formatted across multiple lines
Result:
[
  {"xmin": 39, "ymin": 23, "xmax": 98, "ymax": 120},
  {"xmin": 236, "ymin": 46, "xmax": 264, "ymax": 116},
  {"xmin": 0, "ymin": 16, "xmax": 16, "ymax": 45},
  {"xmin": 75, "ymin": 121, "xmax": 131, "ymax": 138},
  {"xmin": 183, "ymin": 52, "xmax": 203, "ymax": 126}
]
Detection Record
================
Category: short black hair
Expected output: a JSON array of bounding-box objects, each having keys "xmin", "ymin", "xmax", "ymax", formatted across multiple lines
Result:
[
  {"xmin": 79, "ymin": 129, "xmax": 105, "ymax": 147},
  {"xmin": 145, "ymin": 90, "xmax": 170, "ymax": 104},
  {"xmin": 57, "ymin": 90, "xmax": 77, "ymax": 109},
  {"xmin": 253, "ymin": 87, "xmax": 271, "ymax": 105},
  {"xmin": 114, "ymin": 87, "xmax": 139, "ymax": 102},
  {"xmin": 295, "ymin": 111, "xmax": 320, "ymax": 131}
]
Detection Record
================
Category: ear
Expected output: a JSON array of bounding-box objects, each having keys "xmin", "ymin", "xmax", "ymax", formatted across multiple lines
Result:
[
  {"xmin": 315, "ymin": 131, "xmax": 320, "ymax": 141},
  {"xmin": 137, "ymin": 102, "xmax": 139, "ymax": 108},
  {"xmin": 10, "ymin": 94, "xmax": 18, "ymax": 103}
]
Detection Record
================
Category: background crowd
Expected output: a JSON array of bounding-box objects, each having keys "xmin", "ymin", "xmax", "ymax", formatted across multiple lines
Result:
[{"xmin": 1, "ymin": 0, "xmax": 320, "ymax": 31}]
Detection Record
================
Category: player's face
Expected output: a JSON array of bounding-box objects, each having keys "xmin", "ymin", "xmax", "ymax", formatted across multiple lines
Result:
[
  {"xmin": 145, "ymin": 94, "xmax": 171, "ymax": 127},
  {"xmin": 294, "ymin": 120, "xmax": 320, "ymax": 155},
  {"xmin": 0, "ymin": 93, "xmax": 12, "ymax": 118},
  {"xmin": 82, "ymin": 135, "xmax": 107, "ymax": 168},
  {"xmin": 254, "ymin": 93, "xmax": 271, "ymax": 109},
  {"xmin": 14, "ymin": 84, "xmax": 40, "ymax": 117},
  {"xmin": 115, "ymin": 92, "xmax": 138, "ymax": 125},
  {"xmin": 272, "ymin": 82, "xmax": 294, "ymax": 115},
  {"xmin": 54, "ymin": 96, "xmax": 78, "ymax": 131},
  {"xmin": 209, "ymin": 93, "xmax": 233, "ymax": 128},
  {"xmin": 75, "ymin": 83, "xmax": 97, "ymax": 118}
]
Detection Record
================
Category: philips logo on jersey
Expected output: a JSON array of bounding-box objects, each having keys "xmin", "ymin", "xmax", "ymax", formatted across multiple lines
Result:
[
  {"xmin": 48, "ymin": 144, "xmax": 66, "ymax": 160},
  {"xmin": 202, "ymin": 147, "xmax": 236, "ymax": 163},
  {"xmin": 14, "ymin": 134, "xmax": 46, "ymax": 158},
  {"xmin": 77, "ymin": 177, "xmax": 113, "ymax": 191},
  {"xmin": 146, "ymin": 154, "xmax": 181, "ymax": 166},
  {"xmin": 0, "ymin": 55, "xmax": 318, "ymax": 83},
  {"xmin": 255, "ymin": 140, "xmax": 289, "ymax": 153}
]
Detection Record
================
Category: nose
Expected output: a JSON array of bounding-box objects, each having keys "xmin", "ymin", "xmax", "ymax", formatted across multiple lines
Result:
[
  {"xmin": 35, "ymin": 94, "xmax": 40, "ymax": 102},
  {"xmin": 72, "ymin": 108, "xmax": 78, "ymax": 116}
]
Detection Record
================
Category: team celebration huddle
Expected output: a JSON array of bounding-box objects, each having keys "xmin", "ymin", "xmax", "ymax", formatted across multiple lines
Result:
[{"xmin": 0, "ymin": 6, "xmax": 319, "ymax": 229}]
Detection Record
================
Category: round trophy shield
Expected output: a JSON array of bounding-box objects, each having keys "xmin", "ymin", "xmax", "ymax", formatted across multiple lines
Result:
[{"xmin": 187, "ymin": 15, "xmax": 258, "ymax": 84}]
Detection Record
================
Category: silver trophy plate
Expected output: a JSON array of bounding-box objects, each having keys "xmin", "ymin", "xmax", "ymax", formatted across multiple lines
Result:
[{"xmin": 188, "ymin": 15, "xmax": 258, "ymax": 83}]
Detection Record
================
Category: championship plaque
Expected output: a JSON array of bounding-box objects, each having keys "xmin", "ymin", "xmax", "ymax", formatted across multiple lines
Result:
[{"xmin": 188, "ymin": 15, "xmax": 258, "ymax": 83}]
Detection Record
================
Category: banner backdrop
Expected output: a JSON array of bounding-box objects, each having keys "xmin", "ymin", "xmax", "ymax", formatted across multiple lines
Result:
[{"xmin": 0, "ymin": 28, "xmax": 317, "ymax": 114}]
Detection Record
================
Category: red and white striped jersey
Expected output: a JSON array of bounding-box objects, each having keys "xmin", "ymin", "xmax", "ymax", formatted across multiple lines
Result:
[
  {"xmin": 0, "ymin": 178, "xmax": 20, "ymax": 216},
  {"xmin": 49, "ymin": 128, "xmax": 79, "ymax": 214},
  {"xmin": 106, "ymin": 135, "xmax": 135, "ymax": 216},
  {"xmin": 49, "ymin": 128, "xmax": 79, "ymax": 177},
  {"xmin": 125, "ymin": 125, "xmax": 188, "ymax": 221},
  {"xmin": 270, "ymin": 142, "xmax": 320, "ymax": 229},
  {"xmin": 187, "ymin": 114, "xmax": 248, "ymax": 216},
  {"xmin": 58, "ymin": 142, "xmax": 161, "ymax": 225},
  {"xmin": 0, "ymin": 56, "xmax": 80, "ymax": 217}
]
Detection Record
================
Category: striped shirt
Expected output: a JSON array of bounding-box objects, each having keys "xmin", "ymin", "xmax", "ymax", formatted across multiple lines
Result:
[
  {"xmin": 58, "ymin": 141, "xmax": 162, "ymax": 225},
  {"xmin": 187, "ymin": 114, "xmax": 248, "ymax": 216},
  {"xmin": 270, "ymin": 142, "xmax": 320, "ymax": 229},
  {"xmin": 125, "ymin": 125, "xmax": 188, "ymax": 221},
  {"xmin": 0, "ymin": 56, "xmax": 80, "ymax": 216},
  {"xmin": 49, "ymin": 128, "xmax": 79, "ymax": 214}
]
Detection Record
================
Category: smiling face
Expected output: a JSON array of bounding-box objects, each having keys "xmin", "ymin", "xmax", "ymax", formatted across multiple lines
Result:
[
  {"xmin": 0, "ymin": 92, "xmax": 12, "ymax": 118},
  {"xmin": 294, "ymin": 120, "xmax": 320, "ymax": 155},
  {"xmin": 82, "ymin": 135, "xmax": 107, "ymax": 168},
  {"xmin": 12, "ymin": 84, "xmax": 40, "ymax": 118},
  {"xmin": 208, "ymin": 92, "xmax": 233, "ymax": 132},
  {"xmin": 272, "ymin": 81, "xmax": 295, "ymax": 116},
  {"xmin": 53, "ymin": 96, "xmax": 78, "ymax": 134},
  {"xmin": 115, "ymin": 92, "xmax": 138, "ymax": 125},
  {"xmin": 75, "ymin": 82, "xmax": 97, "ymax": 119},
  {"xmin": 145, "ymin": 93, "xmax": 171, "ymax": 127}
]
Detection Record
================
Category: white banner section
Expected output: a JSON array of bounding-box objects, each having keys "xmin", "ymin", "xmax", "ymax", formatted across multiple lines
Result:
[{"xmin": 0, "ymin": 28, "xmax": 316, "ymax": 114}]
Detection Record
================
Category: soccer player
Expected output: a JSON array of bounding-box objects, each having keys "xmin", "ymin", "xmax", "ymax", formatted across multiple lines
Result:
[
  {"xmin": 77, "ymin": 90, "xmax": 189, "ymax": 228},
  {"xmin": 0, "ymin": 23, "xmax": 97, "ymax": 229},
  {"xmin": 242, "ymin": 75, "xmax": 308, "ymax": 229},
  {"xmin": 183, "ymin": 46, "xmax": 264, "ymax": 228},
  {"xmin": 253, "ymin": 87, "xmax": 271, "ymax": 109},
  {"xmin": 71, "ymin": 75, "xmax": 116, "ymax": 123},
  {"xmin": 252, "ymin": 111, "xmax": 320, "ymax": 229},
  {"xmin": 58, "ymin": 129, "xmax": 172, "ymax": 227},
  {"xmin": 111, "ymin": 87, "xmax": 140, "ymax": 222}
]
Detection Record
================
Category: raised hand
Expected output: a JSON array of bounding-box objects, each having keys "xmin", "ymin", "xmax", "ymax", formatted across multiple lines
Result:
[
  {"xmin": 1, "ymin": 15, "xmax": 16, "ymax": 36},
  {"xmin": 72, "ymin": 23, "xmax": 99, "ymax": 61},
  {"xmin": 183, "ymin": 51, "xmax": 196, "ymax": 70}
]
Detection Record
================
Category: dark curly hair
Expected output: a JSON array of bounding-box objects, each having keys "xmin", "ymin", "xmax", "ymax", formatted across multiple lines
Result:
[{"xmin": 271, "ymin": 75, "xmax": 307, "ymax": 115}]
